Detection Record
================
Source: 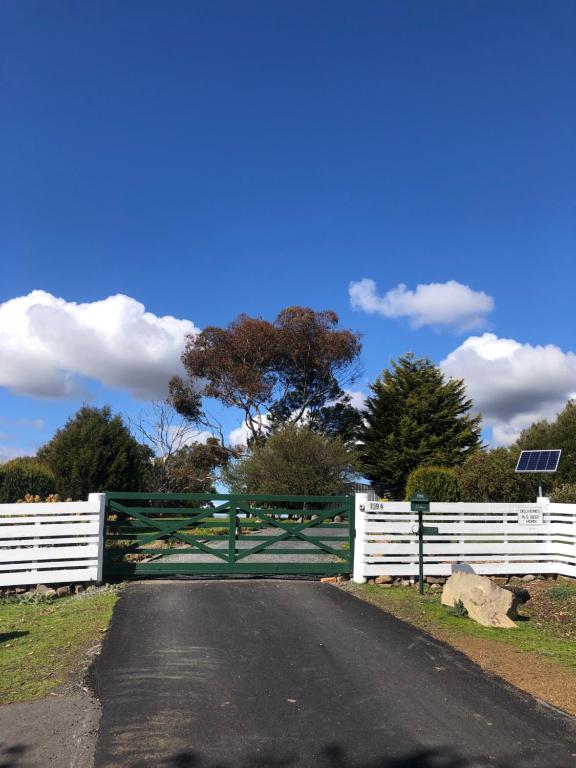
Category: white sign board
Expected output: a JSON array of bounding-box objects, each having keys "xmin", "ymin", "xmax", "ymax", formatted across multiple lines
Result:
[{"xmin": 518, "ymin": 507, "xmax": 544, "ymax": 526}]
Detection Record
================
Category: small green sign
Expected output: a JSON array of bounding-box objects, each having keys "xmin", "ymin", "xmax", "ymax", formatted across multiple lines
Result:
[
  {"xmin": 410, "ymin": 491, "xmax": 430, "ymax": 513},
  {"xmin": 422, "ymin": 526, "xmax": 439, "ymax": 535}
]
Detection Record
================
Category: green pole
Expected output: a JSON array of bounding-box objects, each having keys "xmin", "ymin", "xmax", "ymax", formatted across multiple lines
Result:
[
  {"xmin": 410, "ymin": 491, "xmax": 429, "ymax": 596},
  {"xmin": 418, "ymin": 506, "xmax": 424, "ymax": 595}
]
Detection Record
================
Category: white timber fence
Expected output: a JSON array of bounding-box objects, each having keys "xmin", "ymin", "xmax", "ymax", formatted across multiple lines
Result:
[
  {"xmin": 353, "ymin": 493, "xmax": 576, "ymax": 583},
  {"xmin": 0, "ymin": 494, "xmax": 106, "ymax": 588}
]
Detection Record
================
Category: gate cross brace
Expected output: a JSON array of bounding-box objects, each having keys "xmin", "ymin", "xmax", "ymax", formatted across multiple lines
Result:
[
  {"xmin": 108, "ymin": 502, "xmax": 230, "ymax": 561},
  {"xmin": 234, "ymin": 505, "xmax": 345, "ymax": 560}
]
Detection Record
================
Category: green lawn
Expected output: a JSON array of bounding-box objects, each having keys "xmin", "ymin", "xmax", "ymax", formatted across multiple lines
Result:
[
  {"xmin": 344, "ymin": 583, "xmax": 576, "ymax": 669},
  {"xmin": 0, "ymin": 589, "xmax": 118, "ymax": 704}
]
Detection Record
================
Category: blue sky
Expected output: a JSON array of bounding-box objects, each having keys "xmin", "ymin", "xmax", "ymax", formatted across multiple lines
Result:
[{"xmin": 1, "ymin": 1, "xmax": 575, "ymax": 458}]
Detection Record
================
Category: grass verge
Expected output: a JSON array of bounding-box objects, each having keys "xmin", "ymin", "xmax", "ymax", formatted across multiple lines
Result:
[
  {"xmin": 0, "ymin": 589, "xmax": 119, "ymax": 705},
  {"xmin": 344, "ymin": 583, "xmax": 576, "ymax": 667}
]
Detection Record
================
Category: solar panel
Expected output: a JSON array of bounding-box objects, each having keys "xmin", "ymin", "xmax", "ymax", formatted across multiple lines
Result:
[{"xmin": 515, "ymin": 450, "xmax": 561, "ymax": 473}]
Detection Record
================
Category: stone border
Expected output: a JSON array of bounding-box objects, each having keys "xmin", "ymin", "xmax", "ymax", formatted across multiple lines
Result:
[{"xmin": 365, "ymin": 572, "xmax": 573, "ymax": 591}]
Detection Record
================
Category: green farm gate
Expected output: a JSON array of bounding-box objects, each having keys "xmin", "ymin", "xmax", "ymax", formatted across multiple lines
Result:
[{"xmin": 104, "ymin": 492, "xmax": 354, "ymax": 578}]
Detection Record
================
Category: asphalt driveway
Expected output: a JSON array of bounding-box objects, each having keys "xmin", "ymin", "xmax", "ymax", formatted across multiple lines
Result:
[{"xmin": 90, "ymin": 581, "xmax": 576, "ymax": 768}]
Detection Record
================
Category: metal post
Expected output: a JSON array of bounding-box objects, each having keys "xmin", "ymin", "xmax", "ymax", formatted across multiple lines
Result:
[
  {"xmin": 418, "ymin": 506, "xmax": 424, "ymax": 595},
  {"xmin": 411, "ymin": 492, "xmax": 430, "ymax": 596}
]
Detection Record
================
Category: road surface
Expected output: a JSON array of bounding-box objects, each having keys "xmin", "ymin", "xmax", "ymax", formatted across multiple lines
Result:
[{"xmin": 90, "ymin": 581, "xmax": 576, "ymax": 768}]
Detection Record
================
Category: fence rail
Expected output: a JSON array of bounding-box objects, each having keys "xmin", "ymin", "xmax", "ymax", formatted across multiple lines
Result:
[
  {"xmin": 0, "ymin": 493, "xmax": 105, "ymax": 587},
  {"xmin": 1, "ymin": 491, "xmax": 576, "ymax": 587},
  {"xmin": 353, "ymin": 495, "xmax": 576, "ymax": 581}
]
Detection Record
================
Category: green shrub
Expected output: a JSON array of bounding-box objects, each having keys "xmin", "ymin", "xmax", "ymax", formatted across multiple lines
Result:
[
  {"xmin": 448, "ymin": 599, "xmax": 468, "ymax": 618},
  {"xmin": 405, "ymin": 466, "xmax": 460, "ymax": 502},
  {"xmin": 456, "ymin": 448, "xmax": 533, "ymax": 503},
  {"xmin": 550, "ymin": 483, "xmax": 576, "ymax": 504},
  {"xmin": 0, "ymin": 457, "xmax": 56, "ymax": 503}
]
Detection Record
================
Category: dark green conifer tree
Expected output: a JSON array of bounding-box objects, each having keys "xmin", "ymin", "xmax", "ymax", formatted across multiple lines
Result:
[
  {"xmin": 37, "ymin": 406, "xmax": 153, "ymax": 499},
  {"xmin": 359, "ymin": 354, "xmax": 482, "ymax": 498}
]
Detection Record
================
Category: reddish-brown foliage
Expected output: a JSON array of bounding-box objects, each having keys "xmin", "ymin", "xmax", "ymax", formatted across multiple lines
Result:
[{"xmin": 171, "ymin": 306, "xmax": 361, "ymax": 443}]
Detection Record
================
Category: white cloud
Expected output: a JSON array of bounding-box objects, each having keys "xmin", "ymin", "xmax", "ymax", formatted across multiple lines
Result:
[
  {"xmin": 165, "ymin": 426, "xmax": 213, "ymax": 450},
  {"xmin": 228, "ymin": 415, "xmax": 270, "ymax": 447},
  {"xmin": 343, "ymin": 389, "xmax": 367, "ymax": 411},
  {"xmin": 228, "ymin": 422, "xmax": 251, "ymax": 447},
  {"xmin": 349, "ymin": 278, "xmax": 494, "ymax": 332},
  {"xmin": 441, "ymin": 333, "xmax": 576, "ymax": 445},
  {"xmin": 0, "ymin": 290, "xmax": 199, "ymax": 400}
]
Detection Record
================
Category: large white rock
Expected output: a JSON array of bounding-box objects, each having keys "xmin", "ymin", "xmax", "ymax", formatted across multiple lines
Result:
[{"xmin": 441, "ymin": 571, "xmax": 518, "ymax": 628}]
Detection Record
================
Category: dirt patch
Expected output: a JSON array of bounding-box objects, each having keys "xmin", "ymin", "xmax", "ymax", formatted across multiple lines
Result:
[{"xmin": 433, "ymin": 631, "xmax": 576, "ymax": 716}]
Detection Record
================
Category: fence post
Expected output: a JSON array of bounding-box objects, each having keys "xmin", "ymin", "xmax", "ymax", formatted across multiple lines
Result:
[
  {"xmin": 353, "ymin": 493, "xmax": 368, "ymax": 584},
  {"xmin": 91, "ymin": 493, "xmax": 107, "ymax": 585}
]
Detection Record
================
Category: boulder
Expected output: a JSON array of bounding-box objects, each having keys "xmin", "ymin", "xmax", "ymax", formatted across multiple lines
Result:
[
  {"xmin": 375, "ymin": 575, "xmax": 393, "ymax": 584},
  {"xmin": 452, "ymin": 563, "xmax": 476, "ymax": 574},
  {"xmin": 442, "ymin": 571, "xmax": 518, "ymax": 628},
  {"xmin": 502, "ymin": 585, "xmax": 530, "ymax": 604}
]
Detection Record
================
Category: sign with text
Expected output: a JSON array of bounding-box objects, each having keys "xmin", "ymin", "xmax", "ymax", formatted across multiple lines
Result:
[
  {"xmin": 518, "ymin": 507, "xmax": 544, "ymax": 526},
  {"xmin": 410, "ymin": 492, "xmax": 430, "ymax": 514},
  {"xmin": 365, "ymin": 501, "xmax": 389, "ymax": 512}
]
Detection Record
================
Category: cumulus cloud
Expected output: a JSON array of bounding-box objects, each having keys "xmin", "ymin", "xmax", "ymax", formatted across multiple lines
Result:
[
  {"xmin": 165, "ymin": 426, "xmax": 213, "ymax": 450},
  {"xmin": 228, "ymin": 415, "xmax": 270, "ymax": 447},
  {"xmin": 441, "ymin": 333, "xmax": 576, "ymax": 445},
  {"xmin": 349, "ymin": 278, "xmax": 494, "ymax": 332},
  {"xmin": 342, "ymin": 389, "xmax": 367, "ymax": 410},
  {"xmin": 228, "ymin": 422, "xmax": 251, "ymax": 447},
  {"xmin": 0, "ymin": 290, "xmax": 199, "ymax": 400}
]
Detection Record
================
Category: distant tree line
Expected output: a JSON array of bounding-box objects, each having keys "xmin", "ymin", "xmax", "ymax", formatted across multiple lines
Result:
[{"xmin": 2, "ymin": 304, "xmax": 575, "ymax": 504}]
